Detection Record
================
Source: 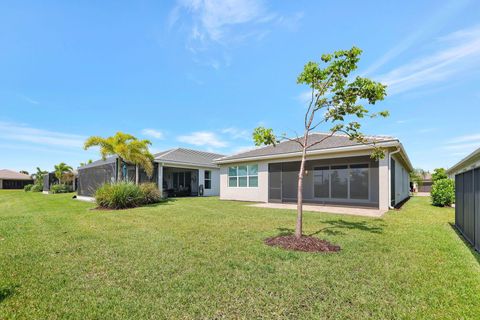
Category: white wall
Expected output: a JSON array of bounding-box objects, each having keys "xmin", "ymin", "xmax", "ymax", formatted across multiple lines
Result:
[
  {"xmin": 198, "ymin": 168, "xmax": 220, "ymax": 196},
  {"xmin": 219, "ymin": 162, "xmax": 269, "ymax": 202}
]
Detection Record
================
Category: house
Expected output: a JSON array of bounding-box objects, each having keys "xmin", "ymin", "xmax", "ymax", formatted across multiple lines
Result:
[
  {"xmin": 417, "ymin": 172, "xmax": 433, "ymax": 193},
  {"xmin": 77, "ymin": 148, "xmax": 223, "ymax": 198},
  {"xmin": 0, "ymin": 169, "xmax": 33, "ymax": 189},
  {"xmin": 214, "ymin": 133, "xmax": 412, "ymax": 211},
  {"xmin": 446, "ymin": 146, "xmax": 480, "ymax": 252}
]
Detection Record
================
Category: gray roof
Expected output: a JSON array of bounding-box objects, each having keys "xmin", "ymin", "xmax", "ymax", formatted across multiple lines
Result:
[
  {"xmin": 155, "ymin": 148, "xmax": 224, "ymax": 168},
  {"xmin": 0, "ymin": 169, "xmax": 33, "ymax": 180},
  {"xmin": 77, "ymin": 156, "xmax": 117, "ymax": 170},
  {"xmin": 216, "ymin": 132, "xmax": 398, "ymax": 163}
]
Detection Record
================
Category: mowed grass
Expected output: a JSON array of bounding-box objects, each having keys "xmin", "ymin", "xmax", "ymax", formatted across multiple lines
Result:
[{"xmin": 1, "ymin": 191, "xmax": 480, "ymax": 319}]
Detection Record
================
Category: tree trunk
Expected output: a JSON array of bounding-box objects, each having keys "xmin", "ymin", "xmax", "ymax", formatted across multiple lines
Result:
[
  {"xmin": 117, "ymin": 158, "xmax": 123, "ymax": 182},
  {"xmin": 295, "ymin": 138, "xmax": 309, "ymax": 239}
]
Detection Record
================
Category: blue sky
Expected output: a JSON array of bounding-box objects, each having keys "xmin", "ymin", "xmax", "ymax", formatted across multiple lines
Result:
[{"xmin": 0, "ymin": 0, "xmax": 479, "ymax": 173}]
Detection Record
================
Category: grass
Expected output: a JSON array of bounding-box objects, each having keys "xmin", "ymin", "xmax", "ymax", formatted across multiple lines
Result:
[{"xmin": 1, "ymin": 191, "xmax": 480, "ymax": 319}]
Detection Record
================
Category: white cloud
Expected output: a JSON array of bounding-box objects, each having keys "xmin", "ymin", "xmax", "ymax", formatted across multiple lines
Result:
[
  {"xmin": 362, "ymin": 0, "xmax": 471, "ymax": 76},
  {"xmin": 447, "ymin": 133, "xmax": 480, "ymax": 144},
  {"xmin": 221, "ymin": 127, "xmax": 250, "ymax": 140},
  {"xmin": 19, "ymin": 94, "xmax": 39, "ymax": 105},
  {"xmin": 141, "ymin": 128, "xmax": 164, "ymax": 139},
  {"xmin": 376, "ymin": 24, "xmax": 480, "ymax": 95},
  {"xmin": 169, "ymin": 0, "xmax": 303, "ymax": 68},
  {"xmin": 0, "ymin": 121, "xmax": 85, "ymax": 148},
  {"xmin": 177, "ymin": 131, "xmax": 227, "ymax": 148}
]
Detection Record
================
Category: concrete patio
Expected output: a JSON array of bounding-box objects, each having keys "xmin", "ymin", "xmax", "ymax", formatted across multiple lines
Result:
[{"xmin": 248, "ymin": 202, "xmax": 387, "ymax": 217}]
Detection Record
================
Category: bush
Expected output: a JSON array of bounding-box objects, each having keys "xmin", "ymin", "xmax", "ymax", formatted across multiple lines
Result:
[
  {"xmin": 50, "ymin": 184, "xmax": 72, "ymax": 194},
  {"xmin": 95, "ymin": 182, "xmax": 144, "ymax": 209},
  {"xmin": 431, "ymin": 179, "xmax": 455, "ymax": 207},
  {"xmin": 31, "ymin": 184, "xmax": 43, "ymax": 192},
  {"xmin": 24, "ymin": 184, "xmax": 33, "ymax": 191},
  {"xmin": 139, "ymin": 183, "xmax": 162, "ymax": 204}
]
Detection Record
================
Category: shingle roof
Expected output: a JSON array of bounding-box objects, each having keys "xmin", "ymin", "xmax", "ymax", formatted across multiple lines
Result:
[
  {"xmin": 0, "ymin": 169, "xmax": 33, "ymax": 180},
  {"xmin": 216, "ymin": 132, "xmax": 398, "ymax": 163},
  {"xmin": 155, "ymin": 148, "xmax": 225, "ymax": 168}
]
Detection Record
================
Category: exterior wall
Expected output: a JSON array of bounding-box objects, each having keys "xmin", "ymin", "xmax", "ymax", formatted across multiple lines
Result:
[
  {"xmin": 392, "ymin": 153, "xmax": 410, "ymax": 205},
  {"xmin": 220, "ymin": 162, "xmax": 269, "ymax": 202},
  {"xmin": 198, "ymin": 168, "xmax": 220, "ymax": 196},
  {"xmin": 0, "ymin": 179, "xmax": 2, "ymax": 189},
  {"xmin": 219, "ymin": 150, "xmax": 392, "ymax": 210}
]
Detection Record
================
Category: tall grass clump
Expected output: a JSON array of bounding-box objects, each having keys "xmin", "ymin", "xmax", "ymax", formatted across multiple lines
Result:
[{"xmin": 95, "ymin": 182, "xmax": 144, "ymax": 209}]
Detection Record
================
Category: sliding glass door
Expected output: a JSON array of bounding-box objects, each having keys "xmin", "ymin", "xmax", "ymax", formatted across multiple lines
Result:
[{"xmin": 313, "ymin": 164, "xmax": 369, "ymax": 201}]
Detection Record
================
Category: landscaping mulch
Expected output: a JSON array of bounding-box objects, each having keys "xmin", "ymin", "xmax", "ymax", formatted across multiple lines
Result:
[{"xmin": 264, "ymin": 235, "xmax": 341, "ymax": 253}]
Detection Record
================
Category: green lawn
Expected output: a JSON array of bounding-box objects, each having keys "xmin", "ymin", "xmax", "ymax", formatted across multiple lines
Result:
[{"xmin": 1, "ymin": 191, "xmax": 479, "ymax": 319}]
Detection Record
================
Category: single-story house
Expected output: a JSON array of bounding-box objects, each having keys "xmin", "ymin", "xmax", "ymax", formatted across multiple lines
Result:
[
  {"xmin": 0, "ymin": 169, "xmax": 33, "ymax": 189},
  {"xmin": 42, "ymin": 171, "xmax": 78, "ymax": 193},
  {"xmin": 417, "ymin": 173, "xmax": 432, "ymax": 193},
  {"xmin": 446, "ymin": 146, "xmax": 480, "ymax": 252},
  {"xmin": 77, "ymin": 148, "xmax": 223, "ymax": 198},
  {"xmin": 215, "ymin": 133, "xmax": 413, "ymax": 211}
]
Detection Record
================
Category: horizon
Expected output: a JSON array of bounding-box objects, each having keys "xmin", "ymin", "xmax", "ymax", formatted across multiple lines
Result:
[{"xmin": 1, "ymin": 0, "xmax": 479, "ymax": 173}]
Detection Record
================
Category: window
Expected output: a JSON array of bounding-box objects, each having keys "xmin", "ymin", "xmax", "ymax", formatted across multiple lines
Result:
[
  {"xmin": 204, "ymin": 170, "xmax": 211, "ymax": 189},
  {"xmin": 331, "ymin": 165, "xmax": 348, "ymax": 199},
  {"xmin": 350, "ymin": 164, "xmax": 369, "ymax": 200},
  {"xmin": 228, "ymin": 164, "xmax": 258, "ymax": 187},
  {"xmin": 314, "ymin": 167, "xmax": 329, "ymax": 198}
]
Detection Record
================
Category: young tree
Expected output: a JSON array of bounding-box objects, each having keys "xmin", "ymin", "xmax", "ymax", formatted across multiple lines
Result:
[
  {"xmin": 84, "ymin": 132, "xmax": 154, "ymax": 181},
  {"xmin": 54, "ymin": 162, "xmax": 73, "ymax": 184},
  {"xmin": 253, "ymin": 47, "xmax": 388, "ymax": 239},
  {"xmin": 32, "ymin": 167, "xmax": 48, "ymax": 185},
  {"xmin": 432, "ymin": 168, "xmax": 448, "ymax": 182}
]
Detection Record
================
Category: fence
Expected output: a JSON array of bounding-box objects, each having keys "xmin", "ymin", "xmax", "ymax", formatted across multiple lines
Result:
[{"xmin": 455, "ymin": 168, "xmax": 480, "ymax": 252}]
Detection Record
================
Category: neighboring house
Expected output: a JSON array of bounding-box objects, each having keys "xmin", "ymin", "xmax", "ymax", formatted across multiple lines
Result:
[
  {"xmin": 42, "ymin": 171, "xmax": 78, "ymax": 193},
  {"xmin": 446, "ymin": 147, "xmax": 480, "ymax": 252},
  {"xmin": 417, "ymin": 173, "xmax": 432, "ymax": 193},
  {"xmin": 77, "ymin": 148, "xmax": 223, "ymax": 198},
  {"xmin": 215, "ymin": 133, "xmax": 412, "ymax": 211},
  {"xmin": 0, "ymin": 169, "xmax": 33, "ymax": 189}
]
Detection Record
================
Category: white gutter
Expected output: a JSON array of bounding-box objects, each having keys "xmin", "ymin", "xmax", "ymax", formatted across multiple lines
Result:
[{"xmin": 388, "ymin": 147, "xmax": 401, "ymax": 209}]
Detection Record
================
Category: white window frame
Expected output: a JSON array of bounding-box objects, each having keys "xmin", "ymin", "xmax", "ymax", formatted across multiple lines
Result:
[
  {"xmin": 204, "ymin": 170, "xmax": 212, "ymax": 190},
  {"xmin": 228, "ymin": 164, "xmax": 258, "ymax": 188}
]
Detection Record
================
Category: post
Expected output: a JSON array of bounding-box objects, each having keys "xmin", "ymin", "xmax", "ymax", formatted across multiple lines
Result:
[
  {"xmin": 135, "ymin": 165, "xmax": 139, "ymax": 185},
  {"xmin": 158, "ymin": 164, "xmax": 164, "ymax": 198}
]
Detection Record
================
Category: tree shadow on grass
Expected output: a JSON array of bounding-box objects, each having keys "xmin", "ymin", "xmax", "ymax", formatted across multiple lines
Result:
[
  {"xmin": 0, "ymin": 285, "xmax": 18, "ymax": 304},
  {"xmin": 449, "ymin": 223, "xmax": 480, "ymax": 265},
  {"xmin": 277, "ymin": 219, "xmax": 384, "ymax": 237}
]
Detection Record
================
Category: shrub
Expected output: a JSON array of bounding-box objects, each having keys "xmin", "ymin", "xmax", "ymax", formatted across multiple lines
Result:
[
  {"xmin": 51, "ymin": 184, "xmax": 72, "ymax": 194},
  {"xmin": 31, "ymin": 184, "xmax": 43, "ymax": 192},
  {"xmin": 24, "ymin": 184, "xmax": 33, "ymax": 192},
  {"xmin": 139, "ymin": 183, "xmax": 161, "ymax": 204},
  {"xmin": 95, "ymin": 182, "xmax": 144, "ymax": 209},
  {"xmin": 431, "ymin": 179, "xmax": 455, "ymax": 207}
]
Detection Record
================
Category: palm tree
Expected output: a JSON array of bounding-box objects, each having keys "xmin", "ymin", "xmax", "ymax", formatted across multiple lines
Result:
[
  {"xmin": 32, "ymin": 167, "xmax": 48, "ymax": 185},
  {"xmin": 54, "ymin": 163, "xmax": 73, "ymax": 184},
  {"xmin": 83, "ymin": 132, "xmax": 154, "ymax": 181}
]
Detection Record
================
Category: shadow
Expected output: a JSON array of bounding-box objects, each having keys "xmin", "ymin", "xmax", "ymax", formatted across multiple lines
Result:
[
  {"xmin": 144, "ymin": 198, "xmax": 177, "ymax": 208},
  {"xmin": 275, "ymin": 218, "xmax": 384, "ymax": 238},
  {"xmin": 0, "ymin": 285, "xmax": 18, "ymax": 304},
  {"xmin": 449, "ymin": 223, "xmax": 480, "ymax": 265}
]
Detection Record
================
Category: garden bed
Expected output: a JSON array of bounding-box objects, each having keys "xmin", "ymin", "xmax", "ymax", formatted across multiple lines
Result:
[{"xmin": 264, "ymin": 235, "xmax": 341, "ymax": 253}]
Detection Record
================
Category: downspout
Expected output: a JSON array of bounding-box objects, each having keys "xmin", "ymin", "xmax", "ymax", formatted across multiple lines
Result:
[{"xmin": 388, "ymin": 147, "xmax": 401, "ymax": 209}]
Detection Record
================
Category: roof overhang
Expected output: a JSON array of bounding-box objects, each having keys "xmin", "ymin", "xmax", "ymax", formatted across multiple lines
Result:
[
  {"xmin": 215, "ymin": 141, "xmax": 413, "ymax": 171},
  {"xmin": 154, "ymin": 160, "xmax": 219, "ymax": 169},
  {"xmin": 446, "ymin": 146, "xmax": 480, "ymax": 175}
]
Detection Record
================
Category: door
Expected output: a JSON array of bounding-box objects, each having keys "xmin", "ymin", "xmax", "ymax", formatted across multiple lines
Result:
[{"xmin": 269, "ymin": 163, "xmax": 282, "ymax": 203}]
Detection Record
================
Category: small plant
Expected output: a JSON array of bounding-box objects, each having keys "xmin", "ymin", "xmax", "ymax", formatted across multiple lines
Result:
[
  {"xmin": 95, "ymin": 182, "xmax": 144, "ymax": 209},
  {"xmin": 31, "ymin": 184, "xmax": 43, "ymax": 192},
  {"xmin": 431, "ymin": 179, "xmax": 455, "ymax": 207},
  {"xmin": 24, "ymin": 184, "xmax": 33, "ymax": 192},
  {"xmin": 139, "ymin": 183, "xmax": 162, "ymax": 204},
  {"xmin": 50, "ymin": 184, "xmax": 72, "ymax": 194}
]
